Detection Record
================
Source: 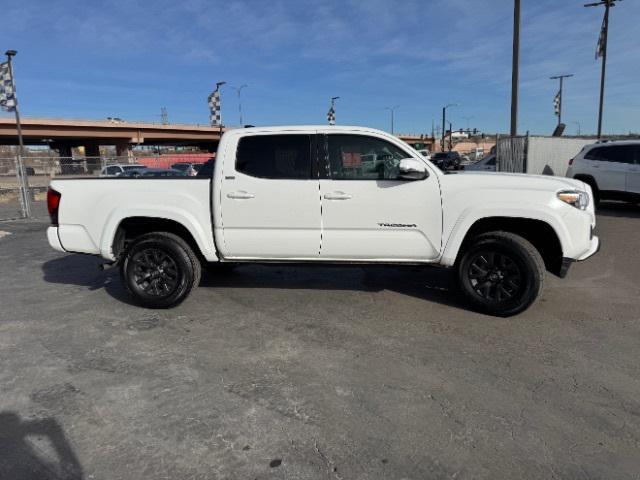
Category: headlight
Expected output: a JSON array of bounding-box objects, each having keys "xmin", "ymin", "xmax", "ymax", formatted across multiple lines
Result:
[{"xmin": 557, "ymin": 190, "xmax": 589, "ymax": 210}]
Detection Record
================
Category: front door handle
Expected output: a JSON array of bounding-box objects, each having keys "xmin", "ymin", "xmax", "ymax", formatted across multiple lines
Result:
[
  {"xmin": 227, "ymin": 191, "xmax": 255, "ymax": 199},
  {"xmin": 324, "ymin": 191, "xmax": 352, "ymax": 200}
]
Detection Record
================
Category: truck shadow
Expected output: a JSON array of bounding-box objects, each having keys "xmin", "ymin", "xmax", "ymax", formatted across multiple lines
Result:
[
  {"xmin": 0, "ymin": 411, "xmax": 84, "ymax": 480},
  {"xmin": 41, "ymin": 256, "xmax": 466, "ymax": 311},
  {"xmin": 596, "ymin": 201, "xmax": 640, "ymax": 219}
]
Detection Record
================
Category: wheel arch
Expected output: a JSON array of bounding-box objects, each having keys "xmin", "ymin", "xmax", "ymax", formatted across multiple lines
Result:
[
  {"xmin": 105, "ymin": 215, "xmax": 217, "ymax": 262},
  {"xmin": 445, "ymin": 216, "xmax": 565, "ymax": 277}
]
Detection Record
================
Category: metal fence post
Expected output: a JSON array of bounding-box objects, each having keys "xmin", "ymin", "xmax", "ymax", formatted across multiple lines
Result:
[{"xmin": 14, "ymin": 154, "xmax": 31, "ymax": 218}]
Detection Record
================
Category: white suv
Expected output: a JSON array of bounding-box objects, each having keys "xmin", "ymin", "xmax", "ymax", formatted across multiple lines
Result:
[{"xmin": 567, "ymin": 141, "xmax": 640, "ymax": 205}]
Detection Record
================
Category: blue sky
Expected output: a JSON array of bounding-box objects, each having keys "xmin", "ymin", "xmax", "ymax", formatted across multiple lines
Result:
[{"xmin": 1, "ymin": 0, "xmax": 638, "ymax": 135}]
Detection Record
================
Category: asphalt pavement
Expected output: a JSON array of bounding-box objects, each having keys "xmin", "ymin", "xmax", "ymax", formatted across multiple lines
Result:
[{"xmin": 0, "ymin": 202, "xmax": 639, "ymax": 479}]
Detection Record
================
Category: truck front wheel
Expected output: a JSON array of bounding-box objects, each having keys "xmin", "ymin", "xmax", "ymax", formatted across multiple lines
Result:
[
  {"xmin": 456, "ymin": 231, "xmax": 545, "ymax": 316},
  {"xmin": 121, "ymin": 232, "xmax": 201, "ymax": 308}
]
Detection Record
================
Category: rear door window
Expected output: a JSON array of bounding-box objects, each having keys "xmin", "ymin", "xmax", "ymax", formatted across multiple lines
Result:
[{"xmin": 236, "ymin": 134, "xmax": 312, "ymax": 179}]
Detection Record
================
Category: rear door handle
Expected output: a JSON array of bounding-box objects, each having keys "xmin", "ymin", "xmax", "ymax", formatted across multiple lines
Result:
[
  {"xmin": 324, "ymin": 191, "xmax": 352, "ymax": 200},
  {"xmin": 227, "ymin": 191, "xmax": 255, "ymax": 199}
]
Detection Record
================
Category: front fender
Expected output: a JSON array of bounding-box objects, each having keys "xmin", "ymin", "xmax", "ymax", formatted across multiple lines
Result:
[{"xmin": 439, "ymin": 203, "xmax": 572, "ymax": 267}]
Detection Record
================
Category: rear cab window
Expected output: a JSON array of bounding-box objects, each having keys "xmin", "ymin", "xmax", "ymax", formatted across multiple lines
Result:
[{"xmin": 236, "ymin": 134, "xmax": 313, "ymax": 179}]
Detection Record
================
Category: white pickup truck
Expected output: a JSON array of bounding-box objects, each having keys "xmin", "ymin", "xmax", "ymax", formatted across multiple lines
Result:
[{"xmin": 46, "ymin": 126, "xmax": 599, "ymax": 316}]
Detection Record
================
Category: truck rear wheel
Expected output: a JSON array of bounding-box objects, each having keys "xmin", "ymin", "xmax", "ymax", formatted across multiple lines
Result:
[
  {"xmin": 456, "ymin": 231, "xmax": 545, "ymax": 316},
  {"xmin": 121, "ymin": 232, "xmax": 201, "ymax": 308}
]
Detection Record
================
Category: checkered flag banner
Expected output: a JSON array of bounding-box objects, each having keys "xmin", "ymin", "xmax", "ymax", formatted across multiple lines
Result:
[
  {"xmin": 208, "ymin": 89, "xmax": 221, "ymax": 126},
  {"xmin": 327, "ymin": 105, "xmax": 336, "ymax": 125},
  {"xmin": 0, "ymin": 62, "xmax": 16, "ymax": 112},
  {"xmin": 553, "ymin": 90, "xmax": 561, "ymax": 116},
  {"xmin": 595, "ymin": 16, "xmax": 606, "ymax": 60}
]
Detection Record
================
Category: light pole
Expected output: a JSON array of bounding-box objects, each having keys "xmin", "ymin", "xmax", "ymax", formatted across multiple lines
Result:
[
  {"xmin": 231, "ymin": 84, "xmax": 248, "ymax": 126},
  {"xmin": 549, "ymin": 74, "xmax": 573, "ymax": 125},
  {"xmin": 585, "ymin": 0, "xmax": 620, "ymax": 139},
  {"xmin": 572, "ymin": 121, "xmax": 582, "ymax": 135},
  {"xmin": 385, "ymin": 105, "xmax": 399, "ymax": 134},
  {"xmin": 442, "ymin": 103, "xmax": 458, "ymax": 151},
  {"xmin": 510, "ymin": 0, "xmax": 521, "ymax": 136}
]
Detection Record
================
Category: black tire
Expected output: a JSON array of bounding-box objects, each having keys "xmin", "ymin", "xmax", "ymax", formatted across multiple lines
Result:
[
  {"xmin": 121, "ymin": 232, "xmax": 201, "ymax": 308},
  {"xmin": 456, "ymin": 231, "xmax": 545, "ymax": 316}
]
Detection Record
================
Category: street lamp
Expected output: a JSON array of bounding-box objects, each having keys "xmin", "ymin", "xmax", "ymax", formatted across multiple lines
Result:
[
  {"xmin": 442, "ymin": 103, "xmax": 458, "ymax": 151},
  {"xmin": 231, "ymin": 84, "xmax": 248, "ymax": 126},
  {"xmin": 385, "ymin": 105, "xmax": 399, "ymax": 134}
]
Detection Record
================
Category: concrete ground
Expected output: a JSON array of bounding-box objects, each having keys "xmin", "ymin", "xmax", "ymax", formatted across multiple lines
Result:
[{"xmin": 1, "ymin": 202, "xmax": 639, "ymax": 480}]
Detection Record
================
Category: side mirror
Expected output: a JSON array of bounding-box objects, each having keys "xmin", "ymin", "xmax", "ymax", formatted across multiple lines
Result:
[{"xmin": 398, "ymin": 158, "xmax": 428, "ymax": 180}]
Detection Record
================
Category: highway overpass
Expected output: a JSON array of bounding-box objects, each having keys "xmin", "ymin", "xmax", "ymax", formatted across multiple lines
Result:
[{"xmin": 0, "ymin": 117, "xmax": 434, "ymax": 156}]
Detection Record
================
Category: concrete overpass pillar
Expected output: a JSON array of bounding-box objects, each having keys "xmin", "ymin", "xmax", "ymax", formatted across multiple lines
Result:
[
  {"xmin": 84, "ymin": 143, "xmax": 100, "ymax": 157},
  {"xmin": 115, "ymin": 141, "xmax": 133, "ymax": 161}
]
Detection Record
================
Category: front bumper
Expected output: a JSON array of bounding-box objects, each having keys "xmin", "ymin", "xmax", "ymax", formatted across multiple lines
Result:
[
  {"xmin": 47, "ymin": 226, "xmax": 65, "ymax": 253},
  {"xmin": 558, "ymin": 236, "xmax": 600, "ymax": 278},
  {"xmin": 577, "ymin": 235, "xmax": 600, "ymax": 261}
]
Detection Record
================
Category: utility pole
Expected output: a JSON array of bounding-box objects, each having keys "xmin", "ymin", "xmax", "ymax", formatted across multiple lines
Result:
[
  {"xmin": 231, "ymin": 84, "xmax": 248, "ymax": 126},
  {"xmin": 3, "ymin": 50, "xmax": 31, "ymax": 218},
  {"xmin": 510, "ymin": 0, "xmax": 520, "ymax": 136},
  {"xmin": 385, "ymin": 105, "xmax": 399, "ymax": 134},
  {"xmin": 442, "ymin": 104, "xmax": 457, "ymax": 152},
  {"xmin": 585, "ymin": 0, "xmax": 620, "ymax": 139},
  {"xmin": 549, "ymin": 74, "xmax": 574, "ymax": 125}
]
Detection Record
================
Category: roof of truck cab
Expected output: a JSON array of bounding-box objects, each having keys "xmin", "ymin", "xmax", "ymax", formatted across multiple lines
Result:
[{"xmin": 228, "ymin": 125, "xmax": 392, "ymax": 135}]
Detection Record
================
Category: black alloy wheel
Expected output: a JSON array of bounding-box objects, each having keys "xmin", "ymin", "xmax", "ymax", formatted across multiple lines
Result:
[
  {"xmin": 456, "ymin": 231, "xmax": 545, "ymax": 316},
  {"xmin": 466, "ymin": 251, "xmax": 523, "ymax": 303},
  {"xmin": 122, "ymin": 232, "xmax": 201, "ymax": 308},
  {"xmin": 130, "ymin": 248, "xmax": 179, "ymax": 297}
]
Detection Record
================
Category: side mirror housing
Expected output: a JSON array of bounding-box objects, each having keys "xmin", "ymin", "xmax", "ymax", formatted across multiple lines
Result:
[{"xmin": 398, "ymin": 158, "xmax": 428, "ymax": 180}]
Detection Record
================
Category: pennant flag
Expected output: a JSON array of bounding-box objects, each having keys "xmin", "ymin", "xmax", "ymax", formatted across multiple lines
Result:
[
  {"xmin": 595, "ymin": 16, "xmax": 606, "ymax": 60},
  {"xmin": 208, "ymin": 89, "xmax": 221, "ymax": 126},
  {"xmin": 0, "ymin": 62, "xmax": 16, "ymax": 112},
  {"xmin": 327, "ymin": 106, "xmax": 336, "ymax": 125}
]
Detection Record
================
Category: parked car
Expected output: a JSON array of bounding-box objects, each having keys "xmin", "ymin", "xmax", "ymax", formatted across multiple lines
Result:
[
  {"xmin": 171, "ymin": 162, "xmax": 202, "ymax": 176},
  {"xmin": 431, "ymin": 151, "xmax": 461, "ymax": 171},
  {"xmin": 464, "ymin": 154, "xmax": 496, "ymax": 172},
  {"xmin": 46, "ymin": 125, "xmax": 599, "ymax": 316},
  {"xmin": 566, "ymin": 140, "xmax": 640, "ymax": 206},
  {"xmin": 141, "ymin": 168, "xmax": 187, "ymax": 177},
  {"xmin": 100, "ymin": 164, "xmax": 148, "ymax": 177},
  {"xmin": 417, "ymin": 149, "xmax": 431, "ymax": 160},
  {"xmin": 196, "ymin": 158, "xmax": 215, "ymax": 178}
]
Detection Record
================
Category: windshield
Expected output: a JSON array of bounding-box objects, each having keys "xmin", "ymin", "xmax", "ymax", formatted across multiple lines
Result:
[{"xmin": 123, "ymin": 165, "xmax": 147, "ymax": 171}]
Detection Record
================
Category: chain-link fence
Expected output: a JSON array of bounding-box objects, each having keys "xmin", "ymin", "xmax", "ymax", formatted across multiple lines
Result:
[{"xmin": 0, "ymin": 153, "xmax": 212, "ymax": 221}]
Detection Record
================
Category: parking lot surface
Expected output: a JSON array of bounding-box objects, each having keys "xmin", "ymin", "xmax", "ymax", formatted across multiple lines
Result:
[{"xmin": 1, "ymin": 203, "xmax": 639, "ymax": 479}]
